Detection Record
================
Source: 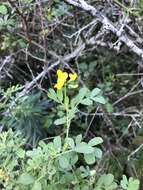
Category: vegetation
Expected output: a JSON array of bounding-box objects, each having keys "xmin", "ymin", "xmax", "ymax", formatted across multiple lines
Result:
[{"xmin": 0, "ymin": 0, "xmax": 143, "ymax": 189}]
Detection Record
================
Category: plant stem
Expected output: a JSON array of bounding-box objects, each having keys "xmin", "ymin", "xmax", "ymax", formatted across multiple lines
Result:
[{"xmin": 64, "ymin": 86, "xmax": 70, "ymax": 138}]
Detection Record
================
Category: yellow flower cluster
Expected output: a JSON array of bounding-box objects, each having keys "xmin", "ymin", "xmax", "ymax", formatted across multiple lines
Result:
[{"xmin": 54, "ymin": 69, "xmax": 77, "ymax": 90}]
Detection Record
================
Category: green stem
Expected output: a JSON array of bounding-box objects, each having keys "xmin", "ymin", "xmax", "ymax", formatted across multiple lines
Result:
[{"xmin": 64, "ymin": 85, "xmax": 70, "ymax": 138}]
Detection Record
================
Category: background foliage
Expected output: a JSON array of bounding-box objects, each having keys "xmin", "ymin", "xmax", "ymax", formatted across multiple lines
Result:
[{"xmin": 0, "ymin": 0, "xmax": 143, "ymax": 189}]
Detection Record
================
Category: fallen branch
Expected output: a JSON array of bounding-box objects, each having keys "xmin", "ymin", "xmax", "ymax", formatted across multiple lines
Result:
[{"xmin": 65, "ymin": 0, "xmax": 143, "ymax": 59}]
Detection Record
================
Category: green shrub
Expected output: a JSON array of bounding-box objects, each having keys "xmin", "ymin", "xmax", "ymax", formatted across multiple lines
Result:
[
  {"xmin": 0, "ymin": 72, "xmax": 140, "ymax": 189},
  {"xmin": 0, "ymin": 86, "xmax": 47, "ymax": 146},
  {"xmin": 0, "ymin": 129, "xmax": 139, "ymax": 190}
]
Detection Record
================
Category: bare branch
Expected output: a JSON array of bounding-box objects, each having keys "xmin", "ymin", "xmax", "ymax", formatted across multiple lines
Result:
[{"xmin": 65, "ymin": 0, "xmax": 143, "ymax": 59}]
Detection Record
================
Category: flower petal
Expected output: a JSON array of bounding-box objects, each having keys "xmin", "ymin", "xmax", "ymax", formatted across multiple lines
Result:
[
  {"xmin": 57, "ymin": 69, "xmax": 62, "ymax": 76},
  {"xmin": 55, "ymin": 70, "xmax": 69, "ymax": 90},
  {"xmin": 69, "ymin": 73, "xmax": 77, "ymax": 81},
  {"xmin": 63, "ymin": 72, "xmax": 68, "ymax": 81}
]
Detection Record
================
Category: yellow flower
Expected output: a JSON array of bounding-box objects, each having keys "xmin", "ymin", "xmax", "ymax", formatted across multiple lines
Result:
[
  {"xmin": 69, "ymin": 73, "xmax": 77, "ymax": 82},
  {"xmin": 54, "ymin": 70, "xmax": 78, "ymax": 90},
  {"xmin": 54, "ymin": 69, "xmax": 68, "ymax": 90}
]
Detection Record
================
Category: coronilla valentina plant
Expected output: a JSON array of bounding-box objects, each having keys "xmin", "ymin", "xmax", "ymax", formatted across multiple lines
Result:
[{"xmin": 48, "ymin": 69, "xmax": 106, "ymax": 138}]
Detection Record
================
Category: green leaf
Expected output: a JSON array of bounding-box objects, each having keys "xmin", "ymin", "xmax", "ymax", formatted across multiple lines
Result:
[
  {"xmin": 128, "ymin": 177, "xmax": 140, "ymax": 190},
  {"xmin": 94, "ymin": 148, "xmax": 102, "ymax": 158},
  {"xmin": 92, "ymin": 96, "xmax": 106, "ymax": 104},
  {"xmin": 94, "ymin": 186, "xmax": 102, "ymax": 190},
  {"xmin": 108, "ymin": 182, "xmax": 118, "ymax": 190},
  {"xmin": 84, "ymin": 153, "xmax": 96, "ymax": 165},
  {"xmin": 54, "ymin": 117, "xmax": 66, "ymax": 125},
  {"xmin": 70, "ymin": 153, "xmax": 78, "ymax": 165},
  {"xmin": 81, "ymin": 98, "xmax": 93, "ymax": 105},
  {"xmin": 53, "ymin": 136, "xmax": 61, "ymax": 152},
  {"xmin": 66, "ymin": 137, "xmax": 75, "ymax": 149},
  {"xmin": 74, "ymin": 142, "xmax": 94, "ymax": 154},
  {"xmin": 0, "ymin": 5, "xmax": 8, "ymax": 15},
  {"xmin": 105, "ymin": 103, "xmax": 113, "ymax": 113},
  {"xmin": 75, "ymin": 134, "xmax": 82, "ymax": 145},
  {"xmin": 120, "ymin": 175, "xmax": 128, "ymax": 189},
  {"xmin": 32, "ymin": 181, "xmax": 42, "ymax": 190},
  {"xmin": 58, "ymin": 155, "xmax": 69, "ymax": 169},
  {"xmin": 18, "ymin": 39, "xmax": 27, "ymax": 48},
  {"xmin": 120, "ymin": 176, "xmax": 140, "ymax": 190},
  {"xmin": 88, "ymin": 137, "xmax": 103, "ymax": 146},
  {"xmin": 18, "ymin": 173, "xmax": 34, "ymax": 185},
  {"xmin": 79, "ymin": 87, "xmax": 89, "ymax": 98},
  {"xmin": 91, "ymin": 88, "xmax": 101, "ymax": 97},
  {"xmin": 60, "ymin": 173, "xmax": 74, "ymax": 184},
  {"xmin": 48, "ymin": 88, "xmax": 59, "ymax": 102},
  {"xmin": 103, "ymin": 174, "xmax": 114, "ymax": 186},
  {"xmin": 16, "ymin": 148, "xmax": 25, "ymax": 158},
  {"xmin": 68, "ymin": 108, "xmax": 77, "ymax": 120},
  {"xmin": 71, "ymin": 87, "xmax": 88, "ymax": 106},
  {"xmin": 57, "ymin": 89, "xmax": 63, "ymax": 102}
]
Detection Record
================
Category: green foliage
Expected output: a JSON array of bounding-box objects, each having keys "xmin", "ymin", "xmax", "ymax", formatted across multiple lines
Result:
[
  {"xmin": 1, "ymin": 34, "xmax": 27, "ymax": 50},
  {"xmin": 0, "ymin": 4, "xmax": 8, "ymax": 15},
  {"xmin": 0, "ymin": 129, "xmax": 102, "ymax": 189},
  {"xmin": 0, "ymin": 129, "xmax": 139, "ymax": 190},
  {"xmin": 120, "ymin": 175, "xmax": 140, "ymax": 190},
  {"xmin": 0, "ymin": 9, "xmax": 15, "ymax": 30},
  {"xmin": 48, "ymin": 87, "xmax": 106, "ymax": 137},
  {"xmin": 46, "ymin": 0, "xmax": 70, "ymax": 21},
  {"xmin": 94, "ymin": 174, "xmax": 140, "ymax": 190},
  {"xmin": 0, "ymin": 129, "xmax": 25, "ymax": 189},
  {"xmin": 0, "ymin": 0, "xmax": 142, "ymax": 189},
  {"xmin": 95, "ymin": 174, "xmax": 118, "ymax": 190},
  {"xmin": 0, "ymin": 80, "xmax": 140, "ymax": 189},
  {"xmin": 0, "ymin": 87, "xmax": 48, "ymax": 145},
  {"xmin": 138, "ymin": 0, "xmax": 143, "ymax": 15}
]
